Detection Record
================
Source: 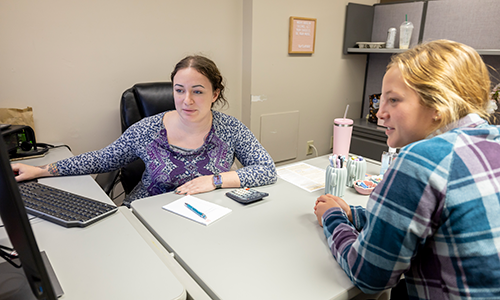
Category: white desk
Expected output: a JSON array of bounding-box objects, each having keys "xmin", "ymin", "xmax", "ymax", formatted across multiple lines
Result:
[
  {"xmin": 131, "ymin": 155, "xmax": 387, "ymax": 300},
  {"xmin": 0, "ymin": 148, "xmax": 186, "ymax": 300}
]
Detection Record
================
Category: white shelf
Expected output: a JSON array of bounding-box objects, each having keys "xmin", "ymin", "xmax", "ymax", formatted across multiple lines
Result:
[
  {"xmin": 347, "ymin": 48, "xmax": 406, "ymax": 54},
  {"xmin": 347, "ymin": 48, "xmax": 500, "ymax": 56},
  {"xmin": 475, "ymin": 49, "xmax": 500, "ymax": 55}
]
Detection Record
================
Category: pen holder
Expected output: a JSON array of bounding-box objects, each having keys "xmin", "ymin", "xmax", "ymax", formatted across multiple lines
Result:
[
  {"xmin": 346, "ymin": 159, "xmax": 367, "ymax": 187},
  {"xmin": 325, "ymin": 165, "xmax": 347, "ymax": 197}
]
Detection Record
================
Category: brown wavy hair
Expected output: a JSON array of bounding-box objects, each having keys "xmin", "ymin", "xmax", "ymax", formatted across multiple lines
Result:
[{"xmin": 171, "ymin": 55, "xmax": 228, "ymax": 109}]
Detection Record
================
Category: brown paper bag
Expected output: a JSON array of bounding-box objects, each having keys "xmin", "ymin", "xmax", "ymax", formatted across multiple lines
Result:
[{"xmin": 0, "ymin": 107, "xmax": 35, "ymax": 131}]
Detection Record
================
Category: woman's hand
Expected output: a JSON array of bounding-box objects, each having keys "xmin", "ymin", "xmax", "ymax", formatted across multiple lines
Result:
[
  {"xmin": 174, "ymin": 175, "xmax": 216, "ymax": 195},
  {"xmin": 314, "ymin": 194, "xmax": 352, "ymax": 227},
  {"xmin": 174, "ymin": 171, "xmax": 241, "ymax": 196},
  {"xmin": 11, "ymin": 163, "xmax": 52, "ymax": 182}
]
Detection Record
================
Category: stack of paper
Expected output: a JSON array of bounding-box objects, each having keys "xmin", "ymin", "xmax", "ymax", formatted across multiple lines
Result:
[{"xmin": 162, "ymin": 195, "xmax": 232, "ymax": 226}]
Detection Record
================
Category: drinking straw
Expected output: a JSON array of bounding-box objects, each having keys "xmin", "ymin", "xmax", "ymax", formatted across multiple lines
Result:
[{"xmin": 343, "ymin": 104, "xmax": 349, "ymax": 120}]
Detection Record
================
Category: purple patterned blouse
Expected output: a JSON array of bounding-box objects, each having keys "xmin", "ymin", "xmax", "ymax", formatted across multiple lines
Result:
[{"xmin": 55, "ymin": 110, "xmax": 277, "ymax": 206}]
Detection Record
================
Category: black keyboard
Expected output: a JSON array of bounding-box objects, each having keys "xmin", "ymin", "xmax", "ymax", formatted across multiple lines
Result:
[{"xmin": 18, "ymin": 181, "xmax": 118, "ymax": 228}]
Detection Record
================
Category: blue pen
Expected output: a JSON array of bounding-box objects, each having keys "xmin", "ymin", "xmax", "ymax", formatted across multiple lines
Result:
[{"xmin": 185, "ymin": 202, "xmax": 207, "ymax": 219}]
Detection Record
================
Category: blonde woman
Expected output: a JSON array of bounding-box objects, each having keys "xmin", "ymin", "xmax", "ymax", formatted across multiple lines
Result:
[{"xmin": 315, "ymin": 40, "xmax": 500, "ymax": 299}]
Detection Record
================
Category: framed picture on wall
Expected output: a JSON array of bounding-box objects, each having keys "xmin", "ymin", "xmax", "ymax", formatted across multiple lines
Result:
[{"xmin": 288, "ymin": 16, "xmax": 317, "ymax": 54}]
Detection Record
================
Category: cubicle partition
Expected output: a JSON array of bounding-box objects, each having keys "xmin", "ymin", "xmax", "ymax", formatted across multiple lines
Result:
[
  {"xmin": 344, "ymin": 0, "xmax": 500, "ymax": 119},
  {"xmin": 344, "ymin": 0, "xmax": 500, "ymax": 160}
]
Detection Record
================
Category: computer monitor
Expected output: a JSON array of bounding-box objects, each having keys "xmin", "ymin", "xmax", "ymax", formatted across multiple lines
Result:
[{"xmin": 0, "ymin": 135, "xmax": 58, "ymax": 300}]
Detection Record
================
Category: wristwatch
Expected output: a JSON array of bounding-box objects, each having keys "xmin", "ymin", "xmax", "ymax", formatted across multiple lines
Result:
[{"xmin": 213, "ymin": 172, "xmax": 223, "ymax": 189}]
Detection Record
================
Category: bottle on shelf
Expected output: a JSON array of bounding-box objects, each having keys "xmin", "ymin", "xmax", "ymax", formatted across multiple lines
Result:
[
  {"xmin": 380, "ymin": 147, "xmax": 397, "ymax": 175},
  {"xmin": 386, "ymin": 27, "xmax": 396, "ymax": 49},
  {"xmin": 399, "ymin": 14, "xmax": 414, "ymax": 49}
]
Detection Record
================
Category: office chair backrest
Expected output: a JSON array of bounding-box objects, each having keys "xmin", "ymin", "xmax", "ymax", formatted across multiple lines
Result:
[
  {"xmin": 119, "ymin": 82, "xmax": 175, "ymax": 194},
  {"xmin": 120, "ymin": 82, "xmax": 175, "ymax": 132}
]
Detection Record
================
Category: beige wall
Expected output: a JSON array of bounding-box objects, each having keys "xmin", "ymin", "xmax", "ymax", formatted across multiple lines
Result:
[
  {"xmin": 1, "ymin": 0, "xmax": 378, "ymax": 163},
  {"xmin": 247, "ymin": 0, "xmax": 377, "ymax": 164},
  {"xmin": 0, "ymin": 0, "xmax": 242, "ymax": 155}
]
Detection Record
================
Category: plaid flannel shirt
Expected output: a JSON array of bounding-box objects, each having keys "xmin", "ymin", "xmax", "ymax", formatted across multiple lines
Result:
[{"xmin": 322, "ymin": 114, "xmax": 500, "ymax": 299}]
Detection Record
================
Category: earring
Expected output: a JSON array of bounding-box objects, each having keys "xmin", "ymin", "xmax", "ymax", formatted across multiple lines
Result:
[{"xmin": 434, "ymin": 112, "xmax": 441, "ymax": 122}]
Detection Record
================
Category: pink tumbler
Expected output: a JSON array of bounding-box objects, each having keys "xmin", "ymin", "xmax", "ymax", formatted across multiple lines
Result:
[{"xmin": 333, "ymin": 118, "xmax": 353, "ymax": 157}]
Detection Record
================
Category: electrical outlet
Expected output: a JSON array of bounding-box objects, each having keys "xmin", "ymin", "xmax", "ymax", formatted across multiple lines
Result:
[
  {"xmin": 306, "ymin": 140, "xmax": 314, "ymax": 155},
  {"xmin": 330, "ymin": 136, "xmax": 333, "ymax": 149}
]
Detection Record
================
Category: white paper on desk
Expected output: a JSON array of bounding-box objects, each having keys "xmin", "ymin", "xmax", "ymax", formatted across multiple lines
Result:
[
  {"xmin": 162, "ymin": 195, "xmax": 232, "ymax": 226},
  {"xmin": 276, "ymin": 162, "xmax": 326, "ymax": 192}
]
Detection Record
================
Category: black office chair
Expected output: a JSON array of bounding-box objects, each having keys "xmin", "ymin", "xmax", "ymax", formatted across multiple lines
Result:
[{"xmin": 95, "ymin": 82, "xmax": 175, "ymax": 198}]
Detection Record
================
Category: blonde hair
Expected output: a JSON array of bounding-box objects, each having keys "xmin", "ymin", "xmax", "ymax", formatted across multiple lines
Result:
[{"xmin": 388, "ymin": 39, "xmax": 491, "ymax": 127}]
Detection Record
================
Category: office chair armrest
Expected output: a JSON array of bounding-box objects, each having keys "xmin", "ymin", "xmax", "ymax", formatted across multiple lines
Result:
[{"xmin": 95, "ymin": 170, "xmax": 120, "ymax": 196}]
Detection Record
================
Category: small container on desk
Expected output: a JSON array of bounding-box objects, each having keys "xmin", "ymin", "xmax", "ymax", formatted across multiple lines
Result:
[
  {"xmin": 353, "ymin": 180, "xmax": 376, "ymax": 195},
  {"xmin": 346, "ymin": 156, "xmax": 367, "ymax": 187},
  {"xmin": 325, "ymin": 155, "xmax": 348, "ymax": 197}
]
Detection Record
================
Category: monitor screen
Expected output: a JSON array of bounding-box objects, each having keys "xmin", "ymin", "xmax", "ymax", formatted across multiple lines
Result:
[{"xmin": 0, "ymin": 135, "xmax": 57, "ymax": 300}]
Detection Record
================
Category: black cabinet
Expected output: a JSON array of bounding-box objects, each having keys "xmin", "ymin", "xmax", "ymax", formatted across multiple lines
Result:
[{"xmin": 350, "ymin": 118, "xmax": 387, "ymax": 162}]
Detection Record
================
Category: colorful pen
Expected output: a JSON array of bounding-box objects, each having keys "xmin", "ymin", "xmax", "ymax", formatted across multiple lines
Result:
[{"xmin": 185, "ymin": 202, "xmax": 207, "ymax": 219}]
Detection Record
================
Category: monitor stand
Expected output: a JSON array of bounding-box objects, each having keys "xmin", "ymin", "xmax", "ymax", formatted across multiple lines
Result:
[{"xmin": 0, "ymin": 251, "xmax": 64, "ymax": 299}]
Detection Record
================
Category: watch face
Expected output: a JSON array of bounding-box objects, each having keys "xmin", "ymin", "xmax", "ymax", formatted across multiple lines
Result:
[{"xmin": 213, "ymin": 175, "xmax": 223, "ymax": 189}]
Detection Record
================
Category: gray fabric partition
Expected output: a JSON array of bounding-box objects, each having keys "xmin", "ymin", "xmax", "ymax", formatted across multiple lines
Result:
[
  {"xmin": 423, "ymin": 0, "xmax": 500, "ymax": 49},
  {"xmin": 372, "ymin": 2, "xmax": 424, "ymax": 49}
]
